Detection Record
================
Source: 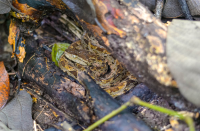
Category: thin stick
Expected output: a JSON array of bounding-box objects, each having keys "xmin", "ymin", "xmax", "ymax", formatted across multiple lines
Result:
[
  {"xmin": 24, "ymin": 86, "xmax": 75, "ymax": 122},
  {"xmin": 33, "ymin": 120, "xmax": 37, "ymax": 131},
  {"xmin": 155, "ymin": 0, "xmax": 165, "ymax": 19},
  {"xmin": 8, "ymin": 72, "xmax": 16, "ymax": 75},
  {"xmin": 178, "ymin": 0, "xmax": 193, "ymax": 20}
]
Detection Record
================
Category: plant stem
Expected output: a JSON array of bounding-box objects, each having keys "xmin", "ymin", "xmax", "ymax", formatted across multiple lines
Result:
[
  {"xmin": 84, "ymin": 96, "xmax": 195, "ymax": 131},
  {"xmin": 83, "ymin": 101, "xmax": 131, "ymax": 131},
  {"xmin": 131, "ymin": 96, "xmax": 195, "ymax": 131}
]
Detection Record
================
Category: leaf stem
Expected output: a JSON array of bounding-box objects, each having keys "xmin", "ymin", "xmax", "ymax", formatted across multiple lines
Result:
[
  {"xmin": 83, "ymin": 101, "xmax": 131, "ymax": 131},
  {"xmin": 131, "ymin": 96, "xmax": 195, "ymax": 131}
]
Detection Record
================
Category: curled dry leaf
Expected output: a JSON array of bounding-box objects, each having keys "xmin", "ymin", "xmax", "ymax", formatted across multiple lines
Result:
[{"xmin": 0, "ymin": 61, "xmax": 10, "ymax": 110}]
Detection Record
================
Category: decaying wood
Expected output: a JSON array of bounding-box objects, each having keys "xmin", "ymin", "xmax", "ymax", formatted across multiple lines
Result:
[
  {"xmin": 82, "ymin": 0, "xmax": 197, "ymax": 110},
  {"xmin": 18, "ymin": 36, "xmax": 152, "ymax": 130},
  {"xmin": 19, "ymin": 37, "xmax": 91, "ymax": 124}
]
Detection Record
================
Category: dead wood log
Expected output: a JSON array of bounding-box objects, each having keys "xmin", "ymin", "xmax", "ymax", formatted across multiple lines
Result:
[
  {"xmin": 82, "ymin": 0, "xmax": 197, "ymax": 110},
  {"xmin": 18, "ymin": 36, "xmax": 152, "ymax": 131},
  {"xmin": 18, "ymin": 37, "xmax": 92, "ymax": 124}
]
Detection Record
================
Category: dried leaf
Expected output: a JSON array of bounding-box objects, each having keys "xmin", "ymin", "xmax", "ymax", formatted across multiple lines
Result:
[
  {"xmin": 187, "ymin": 0, "xmax": 200, "ymax": 16},
  {"xmin": 0, "ymin": 90, "xmax": 33, "ymax": 131},
  {"xmin": 167, "ymin": 19, "xmax": 200, "ymax": 106},
  {"xmin": 0, "ymin": 61, "xmax": 10, "ymax": 110},
  {"xmin": 0, "ymin": 0, "xmax": 12, "ymax": 14}
]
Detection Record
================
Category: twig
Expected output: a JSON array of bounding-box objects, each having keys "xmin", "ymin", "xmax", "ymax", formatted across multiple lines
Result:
[
  {"xmin": 33, "ymin": 120, "xmax": 37, "ymax": 131},
  {"xmin": 59, "ymin": 16, "xmax": 83, "ymax": 39},
  {"xmin": 42, "ymin": 44, "xmax": 52, "ymax": 52},
  {"xmin": 36, "ymin": 123, "xmax": 44, "ymax": 131},
  {"xmin": 25, "ymin": 87, "xmax": 77, "ymax": 131},
  {"xmin": 23, "ymin": 86, "xmax": 75, "ymax": 122},
  {"xmin": 155, "ymin": 0, "xmax": 165, "ymax": 19},
  {"xmin": 35, "ymin": 103, "xmax": 47, "ymax": 121},
  {"xmin": 178, "ymin": 0, "xmax": 193, "ymax": 20},
  {"xmin": 84, "ymin": 100, "xmax": 131, "ymax": 131},
  {"xmin": 8, "ymin": 72, "xmax": 16, "ymax": 75}
]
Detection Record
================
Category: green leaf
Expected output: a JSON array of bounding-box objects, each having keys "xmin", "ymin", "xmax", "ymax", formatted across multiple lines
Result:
[{"xmin": 52, "ymin": 43, "xmax": 70, "ymax": 66}]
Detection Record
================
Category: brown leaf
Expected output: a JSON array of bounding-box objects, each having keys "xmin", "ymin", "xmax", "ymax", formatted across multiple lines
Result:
[
  {"xmin": 0, "ymin": 0, "xmax": 12, "ymax": 14},
  {"xmin": 0, "ymin": 90, "xmax": 33, "ymax": 131},
  {"xmin": 0, "ymin": 61, "xmax": 10, "ymax": 110}
]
